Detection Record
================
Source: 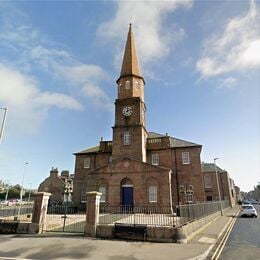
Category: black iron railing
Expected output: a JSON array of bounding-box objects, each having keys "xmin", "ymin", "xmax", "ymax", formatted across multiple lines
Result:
[
  {"xmin": 0, "ymin": 202, "xmax": 34, "ymax": 222},
  {"xmin": 99, "ymin": 205, "xmax": 177, "ymax": 226},
  {"xmin": 99, "ymin": 201, "xmax": 230, "ymax": 227}
]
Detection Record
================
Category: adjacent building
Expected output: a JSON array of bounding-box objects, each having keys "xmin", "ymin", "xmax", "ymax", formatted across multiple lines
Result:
[
  {"xmin": 38, "ymin": 167, "xmax": 73, "ymax": 204},
  {"xmin": 202, "ymin": 163, "xmax": 236, "ymax": 206},
  {"xmin": 235, "ymin": 185, "xmax": 242, "ymax": 202}
]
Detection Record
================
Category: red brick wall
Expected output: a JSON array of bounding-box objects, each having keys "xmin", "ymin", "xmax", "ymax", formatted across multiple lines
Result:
[{"xmin": 73, "ymin": 145, "xmax": 205, "ymax": 208}]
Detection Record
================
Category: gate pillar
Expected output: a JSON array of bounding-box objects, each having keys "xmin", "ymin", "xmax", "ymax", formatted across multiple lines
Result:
[
  {"xmin": 29, "ymin": 192, "xmax": 51, "ymax": 234},
  {"xmin": 85, "ymin": 191, "xmax": 102, "ymax": 237}
]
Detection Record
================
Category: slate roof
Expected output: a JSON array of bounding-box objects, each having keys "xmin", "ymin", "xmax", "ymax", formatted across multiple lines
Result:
[
  {"xmin": 75, "ymin": 131, "xmax": 201, "ymax": 155},
  {"xmin": 75, "ymin": 145, "xmax": 100, "ymax": 154},
  {"xmin": 148, "ymin": 132, "xmax": 201, "ymax": 148},
  {"xmin": 201, "ymin": 163, "xmax": 225, "ymax": 173}
]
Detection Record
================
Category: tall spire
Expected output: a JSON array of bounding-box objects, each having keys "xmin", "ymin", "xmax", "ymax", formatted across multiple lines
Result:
[{"xmin": 119, "ymin": 24, "xmax": 142, "ymax": 79}]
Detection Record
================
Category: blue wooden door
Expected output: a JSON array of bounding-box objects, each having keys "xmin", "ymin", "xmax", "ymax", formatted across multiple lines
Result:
[{"xmin": 121, "ymin": 187, "xmax": 133, "ymax": 206}]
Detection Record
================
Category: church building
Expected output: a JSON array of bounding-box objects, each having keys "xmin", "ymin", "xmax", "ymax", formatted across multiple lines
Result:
[{"xmin": 73, "ymin": 25, "xmax": 205, "ymax": 209}]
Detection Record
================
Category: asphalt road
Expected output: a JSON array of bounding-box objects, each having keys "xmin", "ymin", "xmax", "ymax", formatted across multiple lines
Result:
[{"xmin": 219, "ymin": 205, "xmax": 260, "ymax": 260}]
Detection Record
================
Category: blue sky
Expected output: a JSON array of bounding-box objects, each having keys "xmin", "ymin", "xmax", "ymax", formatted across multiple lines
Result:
[{"xmin": 0, "ymin": 0, "xmax": 259, "ymax": 192}]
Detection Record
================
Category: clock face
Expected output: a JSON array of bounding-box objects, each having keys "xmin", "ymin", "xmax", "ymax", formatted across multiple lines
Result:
[{"xmin": 122, "ymin": 106, "xmax": 132, "ymax": 117}]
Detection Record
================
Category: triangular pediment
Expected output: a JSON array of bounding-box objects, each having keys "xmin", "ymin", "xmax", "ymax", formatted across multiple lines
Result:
[{"xmin": 89, "ymin": 157, "xmax": 171, "ymax": 175}]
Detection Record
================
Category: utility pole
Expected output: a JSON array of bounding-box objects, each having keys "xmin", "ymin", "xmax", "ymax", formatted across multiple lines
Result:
[
  {"xmin": 5, "ymin": 180, "xmax": 9, "ymax": 202},
  {"xmin": 0, "ymin": 108, "xmax": 8, "ymax": 144},
  {"xmin": 28, "ymin": 183, "xmax": 32, "ymax": 202},
  {"xmin": 214, "ymin": 158, "xmax": 223, "ymax": 216},
  {"xmin": 18, "ymin": 162, "xmax": 29, "ymax": 219}
]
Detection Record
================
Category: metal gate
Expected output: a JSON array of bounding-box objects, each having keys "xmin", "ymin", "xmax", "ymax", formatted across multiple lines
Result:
[{"xmin": 43, "ymin": 205, "xmax": 85, "ymax": 233}]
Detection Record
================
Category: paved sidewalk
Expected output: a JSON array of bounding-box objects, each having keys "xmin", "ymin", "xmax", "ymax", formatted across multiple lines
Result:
[{"xmin": 0, "ymin": 206, "xmax": 239, "ymax": 260}]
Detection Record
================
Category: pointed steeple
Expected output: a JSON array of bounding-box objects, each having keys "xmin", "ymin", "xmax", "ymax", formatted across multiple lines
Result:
[{"xmin": 118, "ymin": 24, "xmax": 143, "ymax": 81}]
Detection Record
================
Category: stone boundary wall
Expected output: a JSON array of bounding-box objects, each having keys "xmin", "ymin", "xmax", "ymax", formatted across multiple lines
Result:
[
  {"xmin": 174, "ymin": 211, "xmax": 221, "ymax": 243},
  {"xmin": 17, "ymin": 191, "xmax": 225, "ymax": 243},
  {"xmin": 95, "ymin": 211, "xmax": 222, "ymax": 243}
]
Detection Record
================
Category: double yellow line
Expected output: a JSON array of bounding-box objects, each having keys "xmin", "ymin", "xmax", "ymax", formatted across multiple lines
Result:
[{"xmin": 211, "ymin": 209, "xmax": 239, "ymax": 260}]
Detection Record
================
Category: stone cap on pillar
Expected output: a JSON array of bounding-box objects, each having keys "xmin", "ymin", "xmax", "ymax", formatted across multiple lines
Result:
[
  {"xmin": 34, "ymin": 192, "xmax": 52, "ymax": 197},
  {"xmin": 86, "ymin": 191, "xmax": 102, "ymax": 197}
]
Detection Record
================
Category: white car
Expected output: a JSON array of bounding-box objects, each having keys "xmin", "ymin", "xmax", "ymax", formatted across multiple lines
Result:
[{"xmin": 240, "ymin": 204, "xmax": 258, "ymax": 218}]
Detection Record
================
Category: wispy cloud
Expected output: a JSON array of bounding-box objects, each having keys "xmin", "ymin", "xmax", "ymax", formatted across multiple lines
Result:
[
  {"xmin": 0, "ymin": 5, "xmax": 112, "ymax": 134},
  {"xmin": 197, "ymin": 0, "xmax": 260, "ymax": 77},
  {"xmin": 29, "ymin": 45, "xmax": 112, "ymax": 109},
  {"xmin": 53, "ymin": 64, "xmax": 112, "ymax": 110},
  {"xmin": 97, "ymin": 0, "xmax": 192, "ymax": 71},
  {"xmin": 0, "ymin": 64, "xmax": 83, "ymax": 134},
  {"xmin": 218, "ymin": 77, "xmax": 237, "ymax": 89}
]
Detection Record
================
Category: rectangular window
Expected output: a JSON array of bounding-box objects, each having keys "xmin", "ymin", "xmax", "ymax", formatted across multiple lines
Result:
[
  {"xmin": 182, "ymin": 152, "xmax": 190, "ymax": 164},
  {"xmin": 149, "ymin": 186, "xmax": 157, "ymax": 203},
  {"xmin": 99, "ymin": 186, "xmax": 106, "ymax": 202},
  {"xmin": 81, "ymin": 191, "xmax": 87, "ymax": 203},
  {"xmin": 206, "ymin": 196, "xmax": 213, "ymax": 201},
  {"xmin": 123, "ymin": 131, "xmax": 131, "ymax": 145},
  {"xmin": 151, "ymin": 153, "xmax": 159, "ymax": 165},
  {"xmin": 83, "ymin": 158, "xmax": 90, "ymax": 168},
  {"xmin": 186, "ymin": 191, "xmax": 193, "ymax": 203},
  {"xmin": 204, "ymin": 175, "xmax": 212, "ymax": 188}
]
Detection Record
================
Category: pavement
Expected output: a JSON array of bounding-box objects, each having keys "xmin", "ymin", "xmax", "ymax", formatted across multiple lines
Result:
[{"xmin": 0, "ymin": 206, "xmax": 239, "ymax": 260}]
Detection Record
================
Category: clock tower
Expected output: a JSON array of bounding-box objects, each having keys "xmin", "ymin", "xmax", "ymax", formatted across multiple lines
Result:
[{"xmin": 112, "ymin": 24, "xmax": 148, "ymax": 162}]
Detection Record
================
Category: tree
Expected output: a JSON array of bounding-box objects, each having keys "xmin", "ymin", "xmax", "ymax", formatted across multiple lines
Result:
[
  {"xmin": 253, "ymin": 182, "xmax": 260, "ymax": 201},
  {"xmin": 241, "ymin": 182, "xmax": 260, "ymax": 201}
]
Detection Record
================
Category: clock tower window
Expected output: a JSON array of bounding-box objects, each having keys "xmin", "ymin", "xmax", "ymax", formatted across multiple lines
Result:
[
  {"xmin": 123, "ymin": 131, "xmax": 131, "ymax": 145},
  {"xmin": 135, "ymin": 80, "xmax": 139, "ymax": 89},
  {"xmin": 125, "ymin": 80, "xmax": 130, "ymax": 89}
]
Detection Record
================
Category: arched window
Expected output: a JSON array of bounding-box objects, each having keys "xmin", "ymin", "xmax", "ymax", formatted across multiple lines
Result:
[{"xmin": 121, "ymin": 178, "xmax": 133, "ymax": 187}]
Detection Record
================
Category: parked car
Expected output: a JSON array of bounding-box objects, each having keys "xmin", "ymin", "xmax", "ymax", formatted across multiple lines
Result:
[
  {"xmin": 249, "ymin": 200, "xmax": 258, "ymax": 205},
  {"xmin": 240, "ymin": 204, "xmax": 258, "ymax": 218}
]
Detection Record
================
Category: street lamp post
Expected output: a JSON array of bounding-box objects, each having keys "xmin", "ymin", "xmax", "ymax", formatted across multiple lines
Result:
[
  {"xmin": 18, "ymin": 162, "xmax": 29, "ymax": 219},
  {"xmin": 4, "ymin": 180, "xmax": 10, "ymax": 202},
  {"xmin": 28, "ymin": 183, "xmax": 32, "ymax": 202},
  {"xmin": 20, "ymin": 162, "xmax": 29, "ymax": 202},
  {"xmin": 0, "ymin": 107, "xmax": 8, "ymax": 144},
  {"xmin": 214, "ymin": 158, "xmax": 223, "ymax": 216}
]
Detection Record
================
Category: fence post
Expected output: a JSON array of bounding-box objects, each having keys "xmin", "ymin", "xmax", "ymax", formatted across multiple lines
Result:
[
  {"xmin": 29, "ymin": 192, "xmax": 51, "ymax": 234},
  {"xmin": 84, "ymin": 191, "xmax": 102, "ymax": 237}
]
